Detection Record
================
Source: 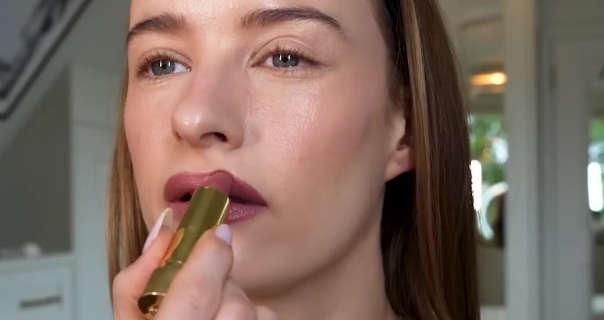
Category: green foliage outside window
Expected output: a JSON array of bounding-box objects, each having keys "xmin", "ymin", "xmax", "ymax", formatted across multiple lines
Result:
[
  {"xmin": 470, "ymin": 114, "xmax": 506, "ymax": 186},
  {"xmin": 470, "ymin": 114, "xmax": 507, "ymax": 242}
]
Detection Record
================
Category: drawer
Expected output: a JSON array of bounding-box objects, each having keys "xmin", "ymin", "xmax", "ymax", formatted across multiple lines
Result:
[{"xmin": 0, "ymin": 265, "xmax": 72, "ymax": 320}]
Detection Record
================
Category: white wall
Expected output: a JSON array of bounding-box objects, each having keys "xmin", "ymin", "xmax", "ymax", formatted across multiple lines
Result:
[
  {"xmin": 64, "ymin": 0, "xmax": 127, "ymax": 318},
  {"xmin": 0, "ymin": 69, "xmax": 71, "ymax": 255},
  {"xmin": 0, "ymin": 0, "xmax": 128, "ymax": 318},
  {"xmin": 69, "ymin": 63, "xmax": 120, "ymax": 320}
]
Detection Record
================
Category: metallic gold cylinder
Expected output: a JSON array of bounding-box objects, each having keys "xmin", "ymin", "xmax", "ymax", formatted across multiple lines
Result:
[{"xmin": 138, "ymin": 187, "xmax": 230, "ymax": 319}]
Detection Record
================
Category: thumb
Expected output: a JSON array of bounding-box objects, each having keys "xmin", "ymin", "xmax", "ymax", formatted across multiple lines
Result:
[{"xmin": 112, "ymin": 209, "xmax": 175, "ymax": 319}]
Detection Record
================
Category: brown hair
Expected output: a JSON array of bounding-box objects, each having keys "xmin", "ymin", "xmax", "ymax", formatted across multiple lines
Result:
[
  {"xmin": 106, "ymin": 0, "xmax": 479, "ymax": 318},
  {"xmin": 377, "ymin": 0, "xmax": 479, "ymax": 318}
]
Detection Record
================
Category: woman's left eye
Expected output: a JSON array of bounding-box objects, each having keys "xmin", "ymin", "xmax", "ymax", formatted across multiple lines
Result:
[
  {"xmin": 271, "ymin": 52, "xmax": 302, "ymax": 68},
  {"xmin": 261, "ymin": 48, "xmax": 315, "ymax": 71},
  {"xmin": 144, "ymin": 58, "xmax": 189, "ymax": 77}
]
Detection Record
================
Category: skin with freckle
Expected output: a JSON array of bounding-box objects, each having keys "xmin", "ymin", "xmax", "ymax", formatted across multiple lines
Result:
[{"xmin": 124, "ymin": 0, "xmax": 409, "ymax": 317}]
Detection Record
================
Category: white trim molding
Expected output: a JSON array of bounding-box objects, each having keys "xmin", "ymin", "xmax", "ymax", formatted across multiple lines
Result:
[{"xmin": 503, "ymin": 0, "xmax": 540, "ymax": 319}]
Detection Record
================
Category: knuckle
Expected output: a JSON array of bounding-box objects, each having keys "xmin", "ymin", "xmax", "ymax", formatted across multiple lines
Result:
[
  {"xmin": 166, "ymin": 283, "xmax": 221, "ymax": 313},
  {"xmin": 111, "ymin": 271, "xmax": 129, "ymax": 299},
  {"xmin": 172, "ymin": 265, "xmax": 219, "ymax": 291},
  {"xmin": 181, "ymin": 291, "xmax": 215, "ymax": 315},
  {"xmin": 256, "ymin": 305, "xmax": 278, "ymax": 320},
  {"xmin": 197, "ymin": 231, "xmax": 233, "ymax": 265},
  {"xmin": 219, "ymin": 297, "xmax": 257, "ymax": 320}
]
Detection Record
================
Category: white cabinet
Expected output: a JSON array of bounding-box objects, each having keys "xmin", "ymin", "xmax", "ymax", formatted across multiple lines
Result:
[{"xmin": 0, "ymin": 255, "xmax": 73, "ymax": 320}]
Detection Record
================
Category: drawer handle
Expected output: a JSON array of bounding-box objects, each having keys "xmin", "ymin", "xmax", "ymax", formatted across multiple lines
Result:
[{"xmin": 19, "ymin": 295, "xmax": 62, "ymax": 310}]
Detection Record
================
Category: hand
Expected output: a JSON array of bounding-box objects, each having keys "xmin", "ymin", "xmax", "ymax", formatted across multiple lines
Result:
[{"xmin": 112, "ymin": 223, "xmax": 276, "ymax": 320}]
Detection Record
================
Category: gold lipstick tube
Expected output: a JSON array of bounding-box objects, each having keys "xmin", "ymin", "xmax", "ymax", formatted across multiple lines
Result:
[{"xmin": 138, "ymin": 187, "xmax": 230, "ymax": 319}]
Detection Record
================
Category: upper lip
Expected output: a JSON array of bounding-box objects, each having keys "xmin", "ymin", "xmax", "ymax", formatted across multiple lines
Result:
[{"xmin": 164, "ymin": 170, "xmax": 267, "ymax": 206}]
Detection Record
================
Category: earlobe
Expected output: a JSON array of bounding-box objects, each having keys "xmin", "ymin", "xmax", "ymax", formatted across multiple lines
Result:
[
  {"xmin": 384, "ymin": 117, "xmax": 414, "ymax": 182},
  {"xmin": 385, "ymin": 143, "xmax": 413, "ymax": 182}
]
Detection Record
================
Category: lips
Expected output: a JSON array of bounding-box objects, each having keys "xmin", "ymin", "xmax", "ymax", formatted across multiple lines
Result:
[{"xmin": 164, "ymin": 170, "xmax": 267, "ymax": 223}]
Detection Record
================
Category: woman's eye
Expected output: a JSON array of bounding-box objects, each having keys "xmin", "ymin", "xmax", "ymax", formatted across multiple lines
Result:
[
  {"xmin": 271, "ymin": 53, "xmax": 301, "ymax": 68},
  {"xmin": 261, "ymin": 47, "xmax": 317, "ymax": 71},
  {"xmin": 148, "ymin": 59, "xmax": 188, "ymax": 76}
]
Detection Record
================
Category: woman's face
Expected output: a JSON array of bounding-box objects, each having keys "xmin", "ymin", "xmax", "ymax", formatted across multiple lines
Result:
[{"xmin": 125, "ymin": 0, "xmax": 409, "ymax": 295}]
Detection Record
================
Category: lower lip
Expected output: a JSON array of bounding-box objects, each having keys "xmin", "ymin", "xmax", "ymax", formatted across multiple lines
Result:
[{"xmin": 170, "ymin": 201, "xmax": 265, "ymax": 224}]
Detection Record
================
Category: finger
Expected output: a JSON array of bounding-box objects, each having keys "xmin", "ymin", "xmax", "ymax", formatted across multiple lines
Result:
[
  {"xmin": 112, "ymin": 227, "xmax": 174, "ymax": 319},
  {"xmin": 256, "ymin": 306, "xmax": 278, "ymax": 320},
  {"xmin": 155, "ymin": 225, "xmax": 234, "ymax": 320},
  {"xmin": 214, "ymin": 280, "xmax": 256, "ymax": 320}
]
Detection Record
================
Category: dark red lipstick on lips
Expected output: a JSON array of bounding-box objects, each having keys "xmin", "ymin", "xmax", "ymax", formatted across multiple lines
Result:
[
  {"xmin": 140, "ymin": 175, "xmax": 232, "ymax": 319},
  {"xmin": 141, "ymin": 171, "xmax": 267, "ymax": 317},
  {"xmin": 165, "ymin": 170, "xmax": 267, "ymax": 224}
]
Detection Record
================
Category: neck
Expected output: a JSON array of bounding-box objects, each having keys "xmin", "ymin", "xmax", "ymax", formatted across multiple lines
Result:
[{"xmin": 251, "ymin": 212, "xmax": 398, "ymax": 320}]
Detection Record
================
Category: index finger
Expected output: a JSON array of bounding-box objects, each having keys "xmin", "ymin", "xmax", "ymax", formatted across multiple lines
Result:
[
  {"xmin": 113, "ymin": 227, "xmax": 174, "ymax": 319},
  {"xmin": 155, "ymin": 225, "xmax": 234, "ymax": 320}
]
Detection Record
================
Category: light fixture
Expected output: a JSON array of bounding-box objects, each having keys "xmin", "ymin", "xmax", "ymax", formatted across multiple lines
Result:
[{"xmin": 471, "ymin": 71, "xmax": 508, "ymax": 87}]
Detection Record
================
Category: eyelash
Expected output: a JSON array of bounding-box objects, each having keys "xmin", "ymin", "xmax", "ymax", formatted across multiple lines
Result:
[
  {"xmin": 259, "ymin": 45, "xmax": 318, "ymax": 70},
  {"xmin": 135, "ymin": 51, "xmax": 186, "ymax": 78},
  {"xmin": 135, "ymin": 45, "xmax": 318, "ymax": 80}
]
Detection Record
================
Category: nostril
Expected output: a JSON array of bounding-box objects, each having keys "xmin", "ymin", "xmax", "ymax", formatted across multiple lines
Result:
[
  {"xmin": 214, "ymin": 132, "xmax": 227, "ymax": 142},
  {"xmin": 200, "ymin": 132, "xmax": 227, "ymax": 143}
]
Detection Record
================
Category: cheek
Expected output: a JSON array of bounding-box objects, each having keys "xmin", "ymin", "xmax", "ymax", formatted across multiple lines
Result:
[
  {"xmin": 257, "ymin": 71, "xmax": 389, "ymax": 201},
  {"xmin": 233, "ymin": 63, "xmax": 391, "ymax": 292},
  {"xmin": 124, "ymin": 87, "xmax": 175, "ymax": 227},
  {"xmin": 296, "ymin": 78, "xmax": 388, "ymax": 217},
  {"xmin": 247, "ymin": 69, "xmax": 387, "ymax": 233}
]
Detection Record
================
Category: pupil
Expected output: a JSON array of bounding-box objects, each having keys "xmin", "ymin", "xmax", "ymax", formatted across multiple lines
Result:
[
  {"xmin": 273, "ymin": 54, "xmax": 299, "ymax": 68},
  {"xmin": 151, "ymin": 60, "xmax": 175, "ymax": 75}
]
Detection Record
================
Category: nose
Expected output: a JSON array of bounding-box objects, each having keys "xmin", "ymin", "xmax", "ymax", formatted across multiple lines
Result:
[{"xmin": 171, "ymin": 72, "xmax": 245, "ymax": 150}]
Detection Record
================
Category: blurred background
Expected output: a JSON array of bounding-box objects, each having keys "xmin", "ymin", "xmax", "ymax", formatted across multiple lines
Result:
[{"xmin": 0, "ymin": 0, "xmax": 601, "ymax": 319}]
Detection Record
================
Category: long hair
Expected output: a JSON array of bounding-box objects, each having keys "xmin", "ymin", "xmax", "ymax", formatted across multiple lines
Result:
[
  {"xmin": 377, "ymin": 1, "xmax": 478, "ymax": 318},
  {"xmin": 106, "ymin": 0, "xmax": 479, "ymax": 318}
]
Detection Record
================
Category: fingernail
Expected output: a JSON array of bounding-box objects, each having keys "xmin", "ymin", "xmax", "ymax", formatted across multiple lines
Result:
[
  {"xmin": 215, "ymin": 224, "xmax": 232, "ymax": 246},
  {"xmin": 143, "ymin": 208, "xmax": 173, "ymax": 253}
]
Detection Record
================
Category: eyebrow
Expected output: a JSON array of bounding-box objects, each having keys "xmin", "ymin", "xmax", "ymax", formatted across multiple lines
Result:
[
  {"xmin": 127, "ymin": 7, "xmax": 345, "ymax": 45},
  {"xmin": 127, "ymin": 13, "xmax": 186, "ymax": 45},
  {"xmin": 240, "ymin": 6, "xmax": 344, "ymax": 35}
]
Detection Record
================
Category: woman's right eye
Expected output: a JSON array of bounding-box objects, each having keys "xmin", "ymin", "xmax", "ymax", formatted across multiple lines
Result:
[{"xmin": 141, "ymin": 58, "xmax": 190, "ymax": 78}]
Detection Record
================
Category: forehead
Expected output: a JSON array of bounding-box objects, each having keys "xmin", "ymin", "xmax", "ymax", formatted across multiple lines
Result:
[{"xmin": 129, "ymin": 0, "xmax": 379, "ymax": 34}]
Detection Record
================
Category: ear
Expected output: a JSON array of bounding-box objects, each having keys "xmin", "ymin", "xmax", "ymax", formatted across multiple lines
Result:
[{"xmin": 384, "ymin": 110, "xmax": 414, "ymax": 182}]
